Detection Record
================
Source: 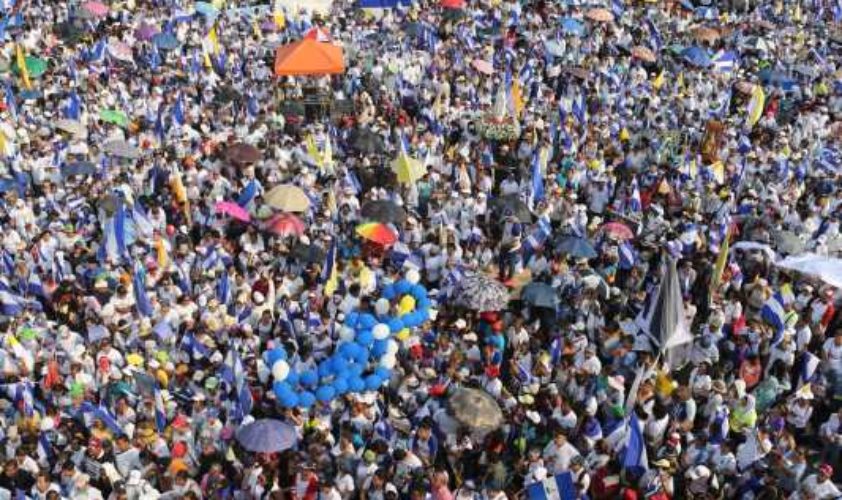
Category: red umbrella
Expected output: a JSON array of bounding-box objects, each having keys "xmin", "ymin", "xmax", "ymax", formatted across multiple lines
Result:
[
  {"xmin": 440, "ymin": 0, "xmax": 465, "ymax": 9},
  {"xmin": 215, "ymin": 201, "xmax": 251, "ymax": 222},
  {"xmin": 263, "ymin": 213, "xmax": 305, "ymax": 237},
  {"xmin": 356, "ymin": 223, "xmax": 398, "ymax": 246},
  {"xmin": 600, "ymin": 222, "xmax": 635, "ymax": 240}
]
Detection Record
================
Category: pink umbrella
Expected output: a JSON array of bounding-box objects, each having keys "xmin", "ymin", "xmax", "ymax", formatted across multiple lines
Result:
[
  {"xmin": 108, "ymin": 42, "xmax": 133, "ymax": 62},
  {"xmin": 263, "ymin": 213, "xmax": 305, "ymax": 237},
  {"xmin": 471, "ymin": 59, "xmax": 494, "ymax": 75},
  {"xmin": 81, "ymin": 1, "xmax": 109, "ymax": 18},
  {"xmin": 215, "ymin": 201, "xmax": 251, "ymax": 222},
  {"xmin": 600, "ymin": 221, "xmax": 635, "ymax": 240}
]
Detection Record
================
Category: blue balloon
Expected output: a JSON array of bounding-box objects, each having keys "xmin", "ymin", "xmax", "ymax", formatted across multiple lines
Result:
[
  {"xmin": 316, "ymin": 385, "xmax": 336, "ymax": 402},
  {"xmin": 349, "ymin": 377, "xmax": 366, "ymax": 392},
  {"xmin": 356, "ymin": 330, "xmax": 374, "ymax": 346},
  {"xmin": 339, "ymin": 342, "xmax": 356, "ymax": 359},
  {"xmin": 394, "ymin": 280, "xmax": 411, "ymax": 296},
  {"xmin": 333, "ymin": 377, "xmax": 349, "ymax": 394},
  {"xmin": 318, "ymin": 360, "xmax": 333, "ymax": 378},
  {"xmin": 372, "ymin": 339, "xmax": 389, "ymax": 357},
  {"xmin": 265, "ymin": 347, "xmax": 287, "ymax": 366},
  {"xmin": 417, "ymin": 297, "xmax": 431, "ymax": 309},
  {"xmin": 374, "ymin": 367, "xmax": 392, "ymax": 381},
  {"xmin": 388, "ymin": 318, "xmax": 404, "ymax": 332},
  {"xmin": 300, "ymin": 370, "xmax": 318, "ymax": 387},
  {"xmin": 353, "ymin": 350, "xmax": 369, "ymax": 365},
  {"xmin": 345, "ymin": 312, "xmax": 360, "ymax": 327},
  {"xmin": 298, "ymin": 391, "xmax": 316, "ymax": 408},
  {"xmin": 348, "ymin": 363, "xmax": 364, "ymax": 377},
  {"xmin": 273, "ymin": 381, "xmax": 292, "ymax": 398},
  {"xmin": 280, "ymin": 392, "xmax": 299, "ymax": 408},
  {"xmin": 381, "ymin": 284, "xmax": 396, "ymax": 300},
  {"xmin": 285, "ymin": 371, "xmax": 299, "ymax": 386},
  {"xmin": 359, "ymin": 313, "xmax": 377, "ymax": 329},
  {"xmin": 331, "ymin": 355, "xmax": 348, "ymax": 373},
  {"xmin": 411, "ymin": 284, "xmax": 427, "ymax": 299},
  {"xmin": 402, "ymin": 312, "xmax": 419, "ymax": 328},
  {"xmin": 365, "ymin": 374, "xmax": 382, "ymax": 390}
]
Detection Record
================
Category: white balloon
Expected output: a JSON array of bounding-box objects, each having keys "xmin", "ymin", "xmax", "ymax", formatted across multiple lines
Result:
[
  {"xmin": 380, "ymin": 354, "xmax": 397, "ymax": 369},
  {"xmin": 386, "ymin": 339, "xmax": 399, "ymax": 355},
  {"xmin": 406, "ymin": 268, "xmax": 421, "ymax": 285},
  {"xmin": 372, "ymin": 323, "xmax": 391, "ymax": 340},
  {"xmin": 375, "ymin": 298, "xmax": 390, "ymax": 316},
  {"xmin": 272, "ymin": 360, "xmax": 290, "ymax": 381},
  {"xmin": 339, "ymin": 326, "xmax": 356, "ymax": 342}
]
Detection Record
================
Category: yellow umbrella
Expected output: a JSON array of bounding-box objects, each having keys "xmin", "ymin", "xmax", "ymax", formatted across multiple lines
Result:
[
  {"xmin": 390, "ymin": 152, "xmax": 426, "ymax": 185},
  {"xmin": 264, "ymin": 184, "xmax": 311, "ymax": 212}
]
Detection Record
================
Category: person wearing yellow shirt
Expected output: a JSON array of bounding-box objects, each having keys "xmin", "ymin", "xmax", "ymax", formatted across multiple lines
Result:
[{"xmin": 729, "ymin": 394, "xmax": 758, "ymax": 434}]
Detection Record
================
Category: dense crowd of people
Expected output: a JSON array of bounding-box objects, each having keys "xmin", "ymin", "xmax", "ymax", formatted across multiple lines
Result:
[{"xmin": 0, "ymin": 0, "xmax": 842, "ymax": 498}]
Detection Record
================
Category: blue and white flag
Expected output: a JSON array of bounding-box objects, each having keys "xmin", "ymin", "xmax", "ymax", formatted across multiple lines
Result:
[
  {"xmin": 628, "ymin": 176, "xmax": 642, "ymax": 214},
  {"xmin": 622, "ymin": 412, "xmax": 648, "ymax": 475},
  {"xmin": 153, "ymin": 384, "xmax": 167, "ymax": 432},
  {"xmin": 526, "ymin": 472, "xmax": 576, "ymax": 500},
  {"xmin": 133, "ymin": 262, "xmax": 154, "ymax": 317},
  {"xmin": 711, "ymin": 50, "xmax": 738, "ymax": 74},
  {"xmin": 216, "ymin": 266, "xmax": 231, "ymax": 305},
  {"xmin": 173, "ymin": 92, "xmax": 185, "ymax": 126},
  {"xmin": 761, "ymin": 292, "xmax": 786, "ymax": 340},
  {"xmin": 237, "ymin": 179, "xmax": 258, "ymax": 207},
  {"xmin": 619, "ymin": 241, "xmax": 637, "ymax": 270},
  {"xmin": 530, "ymin": 151, "xmax": 544, "ymax": 206}
]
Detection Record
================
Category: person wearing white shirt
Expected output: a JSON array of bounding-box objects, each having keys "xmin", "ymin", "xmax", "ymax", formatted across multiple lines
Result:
[
  {"xmin": 797, "ymin": 466, "xmax": 840, "ymax": 500},
  {"xmin": 542, "ymin": 430, "xmax": 580, "ymax": 474}
]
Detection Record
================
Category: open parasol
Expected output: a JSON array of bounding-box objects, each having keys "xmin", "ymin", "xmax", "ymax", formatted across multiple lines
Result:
[
  {"xmin": 225, "ymin": 143, "xmax": 262, "ymax": 165},
  {"xmin": 631, "ymin": 46, "xmax": 657, "ymax": 63},
  {"xmin": 355, "ymin": 222, "xmax": 398, "ymax": 246},
  {"xmin": 585, "ymin": 8, "xmax": 614, "ymax": 23},
  {"xmin": 262, "ymin": 213, "xmax": 306, "ymax": 237},
  {"xmin": 361, "ymin": 200, "xmax": 407, "ymax": 224},
  {"xmin": 447, "ymin": 389, "xmax": 503, "ymax": 432},
  {"xmin": 236, "ymin": 419, "xmax": 298, "ymax": 453},
  {"xmin": 454, "ymin": 274, "xmax": 510, "ymax": 311},
  {"xmin": 264, "ymin": 184, "xmax": 311, "ymax": 212},
  {"xmin": 215, "ymin": 202, "xmax": 251, "ymax": 223}
]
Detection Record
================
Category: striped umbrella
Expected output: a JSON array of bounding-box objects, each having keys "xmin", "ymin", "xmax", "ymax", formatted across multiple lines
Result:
[{"xmin": 355, "ymin": 222, "xmax": 398, "ymax": 246}]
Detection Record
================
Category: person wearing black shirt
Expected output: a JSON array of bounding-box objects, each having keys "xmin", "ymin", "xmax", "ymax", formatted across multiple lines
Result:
[{"xmin": 0, "ymin": 459, "xmax": 35, "ymax": 496}]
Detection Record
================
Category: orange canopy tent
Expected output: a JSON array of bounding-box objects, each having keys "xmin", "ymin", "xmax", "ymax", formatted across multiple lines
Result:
[{"xmin": 274, "ymin": 39, "xmax": 345, "ymax": 76}]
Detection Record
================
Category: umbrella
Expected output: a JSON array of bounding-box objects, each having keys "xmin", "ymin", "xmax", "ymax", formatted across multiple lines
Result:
[
  {"xmin": 390, "ymin": 154, "xmax": 426, "ymax": 185},
  {"xmin": 55, "ymin": 22, "xmax": 85, "ymax": 44},
  {"xmin": 291, "ymin": 242, "xmax": 326, "ymax": 263},
  {"xmin": 774, "ymin": 230, "xmax": 805, "ymax": 255},
  {"xmin": 349, "ymin": 128, "xmax": 386, "ymax": 154},
  {"xmin": 692, "ymin": 26, "xmax": 720, "ymax": 43},
  {"xmin": 225, "ymin": 143, "xmax": 262, "ymax": 164},
  {"xmin": 356, "ymin": 222, "xmax": 398, "ymax": 246},
  {"xmin": 236, "ymin": 419, "xmax": 298, "ymax": 453},
  {"xmin": 471, "ymin": 59, "xmax": 494, "ymax": 75},
  {"xmin": 440, "ymin": 0, "xmax": 465, "ymax": 8},
  {"xmin": 103, "ymin": 140, "xmax": 140, "ymax": 159},
  {"xmin": 274, "ymin": 39, "xmax": 345, "ymax": 76},
  {"xmin": 99, "ymin": 109, "xmax": 129, "ymax": 128},
  {"xmin": 454, "ymin": 274, "xmax": 509, "ymax": 311},
  {"xmin": 215, "ymin": 201, "xmax": 251, "ymax": 223},
  {"xmin": 135, "ymin": 24, "xmax": 159, "ymax": 41},
  {"xmin": 600, "ymin": 222, "xmax": 635, "ymax": 240},
  {"xmin": 563, "ymin": 66, "xmax": 590, "ymax": 80},
  {"xmin": 681, "ymin": 46, "xmax": 712, "ymax": 67},
  {"xmin": 108, "ymin": 42, "xmax": 134, "ymax": 63},
  {"xmin": 447, "ymin": 389, "xmax": 503, "ymax": 432},
  {"xmin": 544, "ymin": 41, "xmax": 565, "ymax": 58},
  {"xmin": 194, "ymin": 1, "xmax": 220, "ymax": 17},
  {"xmin": 758, "ymin": 68, "xmax": 795, "ymax": 90},
  {"xmin": 560, "ymin": 17, "xmax": 585, "ymax": 36},
  {"xmin": 361, "ymin": 200, "xmax": 407, "ymax": 224},
  {"xmin": 61, "ymin": 162, "xmax": 96, "ymax": 178},
  {"xmin": 153, "ymin": 32, "xmax": 179, "ymax": 50},
  {"xmin": 81, "ymin": 1, "xmax": 109, "ymax": 17},
  {"xmin": 521, "ymin": 282, "xmax": 558, "ymax": 309},
  {"xmin": 585, "ymin": 8, "xmax": 614, "ymax": 23},
  {"xmin": 264, "ymin": 184, "xmax": 311, "ymax": 212},
  {"xmin": 263, "ymin": 213, "xmax": 305, "ymax": 237},
  {"xmin": 55, "ymin": 119, "xmax": 86, "ymax": 136},
  {"xmin": 490, "ymin": 195, "xmax": 532, "ymax": 222},
  {"xmin": 631, "ymin": 46, "xmax": 657, "ymax": 63},
  {"xmin": 13, "ymin": 56, "xmax": 48, "ymax": 78},
  {"xmin": 554, "ymin": 236, "xmax": 597, "ymax": 259}
]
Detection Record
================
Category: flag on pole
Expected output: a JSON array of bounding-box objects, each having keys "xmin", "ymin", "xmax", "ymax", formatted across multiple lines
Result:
[
  {"xmin": 710, "ymin": 226, "xmax": 730, "ymax": 294},
  {"xmin": 15, "ymin": 43, "xmax": 30, "ymax": 90},
  {"xmin": 526, "ymin": 472, "xmax": 576, "ymax": 500},
  {"xmin": 153, "ymin": 384, "xmax": 167, "ymax": 432},
  {"xmin": 622, "ymin": 412, "xmax": 648, "ymax": 475},
  {"xmin": 133, "ymin": 262, "xmax": 154, "ymax": 317},
  {"xmin": 635, "ymin": 258, "xmax": 693, "ymax": 369},
  {"xmin": 305, "ymin": 134, "xmax": 322, "ymax": 167},
  {"xmin": 530, "ymin": 151, "xmax": 544, "ymax": 205},
  {"xmin": 322, "ymin": 239, "xmax": 338, "ymax": 297},
  {"xmin": 746, "ymin": 84, "xmax": 765, "ymax": 128}
]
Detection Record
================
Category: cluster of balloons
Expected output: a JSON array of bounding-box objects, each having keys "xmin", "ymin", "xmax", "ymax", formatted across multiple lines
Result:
[{"xmin": 265, "ymin": 270, "xmax": 431, "ymax": 408}]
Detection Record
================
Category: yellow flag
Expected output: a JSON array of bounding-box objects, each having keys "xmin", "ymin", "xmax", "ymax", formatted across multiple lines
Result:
[
  {"xmin": 0, "ymin": 130, "xmax": 7, "ymax": 157},
  {"xmin": 676, "ymin": 71, "xmax": 684, "ymax": 93},
  {"xmin": 207, "ymin": 24, "xmax": 220, "ymax": 54},
  {"xmin": 323, "ymin": 134, "xmax": 333, "ymax": 170},
  {"xmin": 653, "ymin": 69, "xmax": 665, "ymax": 91},
  {"xmin": 155, "ymin": 237, "xmax": 169, "ymax": 270},
  {"xmin": 274, "ymin": 12, "xmax": 286, "ymax": 29},
  {"xmin": 746, "ymin": 84, "xmax": 765, "ymax": 128},
  {"xmin": 512, "ymin": 79, "xmax": 524, "ymax": 117},
  {"xmin": 15, "ymin": 44, "xmax": 31, "ymax": 91},
  {"xmin": 170, "ymin": 166, "xmax": 191, "ymax": 223},
  {"xmin": 305, "ymin": 134, "xmax": 322, "ymax": 167},
  {"xmin": 710, "ymin": 161, "xmax": 725, "ymax": 184},
  {"xmin": 252, "ymin": 20, "xmax": 263, "ymax": 39},
  {"xmin": 710, "ymin": 226, "xmax": 730, "ymax": 294}
]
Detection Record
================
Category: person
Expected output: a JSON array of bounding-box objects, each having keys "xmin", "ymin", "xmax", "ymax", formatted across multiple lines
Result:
[
  {"xmin": 797, "ymin": 464, "xmax": 841, "ymax": 499},
  {"xmin": 0, "ymin": 459, "xmax": 34, "ymax": 497}
]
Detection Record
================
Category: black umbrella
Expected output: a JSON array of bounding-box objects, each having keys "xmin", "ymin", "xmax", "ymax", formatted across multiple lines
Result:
[
  {"xmin": 214, "ymin": 86, "xmax": 241, "ymax": 105},
  {"xmin": 489, "ymin": 194, "xmax": 532, "ymax": 222},
  {"xmin": 349, "ymin": 128, "xmax": 386, "ymax": 155},
  {"xmin": 225, "ymin": 143, "xmax": 262, "ymax": 165},
  {"xmin": 61, "ymin": 162, "xmax": 96, "ymax": 178},
  {"xmin": 554, "ymin": 236, "xmax": 598, "ymax": 259},
  {"xmin": 290, "ymin": 242, "xmax": 326, "ymax": 263},
  {"xmin": 521, "ymin": 282, "xmax": 559, "ymax": 309},
  {"xmin": 55, "ymin": 21, "xmax": 85, "ymax": 44},
  {"xmin": 361, "ymin": 200, "xmax": 406, "ymax": 224}
]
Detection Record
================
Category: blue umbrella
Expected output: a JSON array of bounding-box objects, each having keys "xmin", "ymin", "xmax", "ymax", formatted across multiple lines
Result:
[
  {"xmin": 194, "ymin": 1, "xmax": 219, "ymax": 18},
  {"xmin": 560, "ymin": 18, "xmax": 585, "ymax": 37},
  {"xmin": 235, "ymin": 419, "xmax": 298, "ymax": 453},
  {"xmin": 758, "ymin": 68, "xmax": 795, "ymax": 90},
  {"xmin": 153, "ymin": 32, "xmax": 179, "ymax": 50},
  {"xmin": 681, "ymin": 46, "xmax": 711, "ymax": 67},
  {"xmin": 521, "ymin": 282, "xmax": 559, "ymax": 309},
  {"xmin": 554, "ymin": 236, "xmax": 598, "ymax": 259}
]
